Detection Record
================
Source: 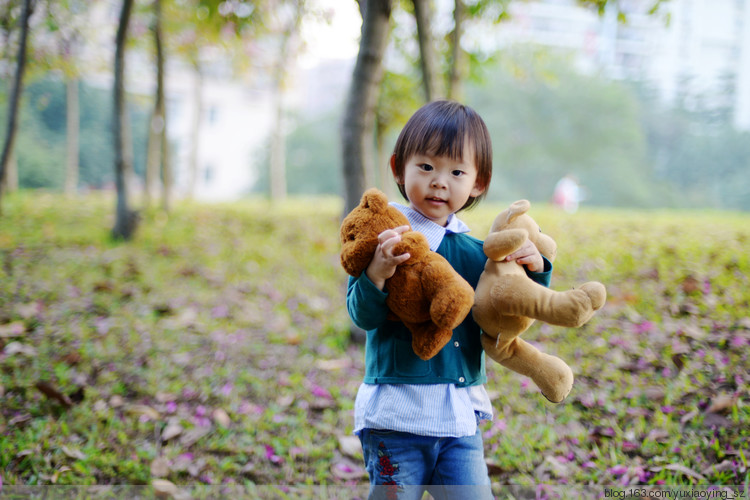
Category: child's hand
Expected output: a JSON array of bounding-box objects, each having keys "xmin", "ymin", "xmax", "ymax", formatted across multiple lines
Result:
[
  {"xmin": 505, "ymin": 239, "xmax": 544, "ymax": 272},
  {"xmin": 365, "ymin": 225, "xmax": 411, "ymax": 290}
]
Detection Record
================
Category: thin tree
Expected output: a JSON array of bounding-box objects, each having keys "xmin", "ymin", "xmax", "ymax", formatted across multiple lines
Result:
[
  {"xmin": 341, "ymin": 0, "xmax": 393, "ymax": 215},
  {"xmin": 0, "ymin": 0, "xmax": 34, "ymax": 211},
  {"xmin": 269, "ymin": 1, "xmax": 305, "ymax": 203},
  {"xmin": 412, "ymin": 0, "xmax": 442, "ymax": 102},
  {"xmin": 145, "ymin": 0, "xmax": 170, "ymax": 212},
  {"xmin": 112, "ymin": 0, "xmax": 139, "ymax": 240},
  {"xmin": 447, "ymin": 0, "xmax": 467, "ymax": 101}
]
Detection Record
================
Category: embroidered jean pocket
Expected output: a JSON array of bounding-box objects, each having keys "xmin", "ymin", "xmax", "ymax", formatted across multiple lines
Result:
[{"xmin": 394, "ymin": 338, "xmax": 432, "ymax": 377}]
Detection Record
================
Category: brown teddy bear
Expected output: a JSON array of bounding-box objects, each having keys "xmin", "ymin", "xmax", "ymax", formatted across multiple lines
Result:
[
  {"xmin": 472, "ymin": 199, "xmax": 606, "ymax": 403},
  {"xmin": 340, "ymin": 188, "xmax": 475, "ymax": 360}
]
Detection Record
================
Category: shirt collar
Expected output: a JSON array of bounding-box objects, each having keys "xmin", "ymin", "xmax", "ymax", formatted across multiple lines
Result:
[{"xmin": 391, "ymin": 202, "xmax": 471, "ymax": 251}]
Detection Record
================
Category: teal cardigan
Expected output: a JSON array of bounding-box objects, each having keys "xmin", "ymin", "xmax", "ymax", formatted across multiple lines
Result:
[{"xmin": 347, "ymin": 232, "xmax": 552, "ymax": 387}]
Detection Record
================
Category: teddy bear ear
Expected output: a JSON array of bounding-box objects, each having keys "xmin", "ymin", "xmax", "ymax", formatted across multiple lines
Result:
[
  {"xmin": 506, "ymin": 199, "xmax": 530, "ymax": 223},
  {"xmin": 360, "ymin": 188, "xmax": 388, "ymax": 213}
]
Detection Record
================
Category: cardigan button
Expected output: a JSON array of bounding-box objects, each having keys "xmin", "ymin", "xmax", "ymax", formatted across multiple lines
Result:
[
  {"xmin": 454, "ymin": 341, "xmax": 460, "ymax": 348},
  {"xmin": 459, "ymin": 377, "xmax": 465, "ymax": 383}
]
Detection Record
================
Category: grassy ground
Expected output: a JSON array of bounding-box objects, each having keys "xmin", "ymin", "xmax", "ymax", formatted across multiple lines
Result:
[{"xmin": 0, "ymin": 192, "xmax": 748, "ymax": 493}]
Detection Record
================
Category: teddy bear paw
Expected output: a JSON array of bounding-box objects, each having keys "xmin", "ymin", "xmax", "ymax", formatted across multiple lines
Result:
[{"xmin": 580, "ymin": 281, "xmax": 606, "ymax": 311}]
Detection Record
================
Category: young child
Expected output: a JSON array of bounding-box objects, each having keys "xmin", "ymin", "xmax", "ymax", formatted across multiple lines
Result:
[{"xmin": 347, "ymin": 100, "xmax": 553, "ymax": 499}]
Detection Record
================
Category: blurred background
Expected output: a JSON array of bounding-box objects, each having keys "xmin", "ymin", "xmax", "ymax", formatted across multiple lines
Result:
[{"xmin": 1, "ymin": 0, "xmax": 748, "ymax": 213}]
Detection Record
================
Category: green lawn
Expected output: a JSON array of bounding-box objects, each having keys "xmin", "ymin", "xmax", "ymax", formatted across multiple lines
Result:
[{"xmin": 0, "ymin": 192, "xmax": 748, "ymax": 494}]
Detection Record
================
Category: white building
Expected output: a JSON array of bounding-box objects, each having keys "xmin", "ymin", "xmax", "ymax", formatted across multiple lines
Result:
[{"xmin": 488, "ymin": 0, "xmax": 750, "ymax": 130}]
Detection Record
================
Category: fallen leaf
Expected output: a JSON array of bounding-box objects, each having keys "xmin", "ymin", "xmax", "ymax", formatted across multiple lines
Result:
[
  {"xmin": 4, "ymin": 341, "xmax": 37, "ymax": 357},
  {"xmin": 61, "ymin": 445, "xmax": 86, "ymax": 460},
  {"xmin": 680, "ymin": 410, "xmax": 699, "ymax": 425},
  {"xmin": 331, "ymin": 459, "xmax": 365, "ymax": 480},
  {"xmin": 169, "ymin": 453, "xmax": 194, "ymax": 473},
  {"xmin": 643, "ymin": 386, "xmax": 666, "ymax": 402},
  {"xmin": 212, "ymin": 408, "xmax": 231, "ymax": 427},
  {"xmin": 155, "ymin": 392, "xmax": 177, "ymax": 404},
  {"xmin": 109, "ymin": 395, "xmax": 125, "ymax": 408},
  {"xmin": 151, "ymin": 457, "xmax": 170, "ymax": 478},
  {"xmin": 35, "ymin": 381, "xmax": 73, "ymax": 408},
  {"xmin": 180, "ymin": 426, "xmax": 211, "ymax": 448},
  {"xmin": 645, "ymin": 428, "xmax": 670, "ymax": 443},
  {"xmin": 681, "ymin": 275, "xmax": 701, "ymax": 294},
  {"xmin": 486, "ymin": 460, "xmax": 508, "ymax": 476},
  {"xmin": 315, "ymin": 358, "xmax": 352, "ymax": 371},
  {"xmin": 61, "ymin": 352, "xmax": 82, "ymax": 366},
  {"xmin": 705, "ymin": 393, "xmax": 737, "ymax": 414},
  {"xmin": 161, "ymin": 423, "xmax": 183, "ymax": 442},
  {"xmin": 50, "ymin": 466, "xmax": 71, "ymax": 484},
  {"xmin": 703, "ymin": 412, "xmax": 732, "ymax": 429},
  {"xmin": 651, "ymin": 463, "xmax": 706, "ymax": 482},
  {"xmin": 127, "ymin": 404, "xmax": 161, "ymax": 420},
  {"xmin": 187, "ymin": 457, "xmax": 207, "ymax": 478},
  {"xmin": 338, "ymin": 435, "xmax": 362, "ymax": 459},
  {"xmin": 9, "ymin": 413, "xmax": 32, "ymax": 426},
  {"xmin": 152, "ymin": 479, "xmax": 179, "ymax": 498},
  {"xmin": 0, "ymin": 321, "xmax": 26, "ymax": 338}
]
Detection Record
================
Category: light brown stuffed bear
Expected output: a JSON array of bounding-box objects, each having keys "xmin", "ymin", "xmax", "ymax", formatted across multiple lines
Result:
[
  {"xmin": 341, "ymin": 188, "xmax": 475, "ymax": 360},
  {"xmin": 472, "ymin": 200, "xmax": 606, "ymax": 403}
]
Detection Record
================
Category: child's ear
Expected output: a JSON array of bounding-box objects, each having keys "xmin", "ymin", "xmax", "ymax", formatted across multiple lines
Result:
[
  {"xmin": 390, "ymin": 155, "xmax": 402, "ymax": 183},
  {"xmin": 470, "ymin": 181, "xmax": 486, "ymax": 198}
]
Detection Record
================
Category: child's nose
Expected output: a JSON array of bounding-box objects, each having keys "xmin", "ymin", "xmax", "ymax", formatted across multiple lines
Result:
[{"xmin": 430, "ymin": 174, "xmax": 448, "ymax": 189}]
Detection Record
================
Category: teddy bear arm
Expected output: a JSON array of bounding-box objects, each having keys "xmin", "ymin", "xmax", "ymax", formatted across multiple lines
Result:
[
  {"xmin": 483, "ymin": 229, "xmax": 528, "ymax": 261},
  {"xmin": 492, "ymin": 277, "xmax": 605, "ymax": 327}
]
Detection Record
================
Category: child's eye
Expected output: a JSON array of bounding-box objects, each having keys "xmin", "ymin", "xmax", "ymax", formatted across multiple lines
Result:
[
  {"xmin": 452, "ymin": 170, "xmax": 465, "ymax": 177},
  {"xmin": 420, "ymin": 164, "xmax": 434, "ymax": 172}
]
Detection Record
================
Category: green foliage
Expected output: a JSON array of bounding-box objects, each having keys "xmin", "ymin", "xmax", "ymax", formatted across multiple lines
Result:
[
  {"xmin": 0, "ymin": 193, "xmax": 748, "ymax": 490},
  {"xmin": 0, "ymin": 77, "xmax": 151, "ymax": 189}
]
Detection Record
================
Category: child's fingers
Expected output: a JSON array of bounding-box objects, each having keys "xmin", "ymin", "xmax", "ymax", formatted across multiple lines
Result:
[
  {"xmin": 394, "ymin": 252, "xmax": 410, "ymax": 264},
  {"xmin": 378, "ymin": 226, "xmax": 410, "ymax": 244}
]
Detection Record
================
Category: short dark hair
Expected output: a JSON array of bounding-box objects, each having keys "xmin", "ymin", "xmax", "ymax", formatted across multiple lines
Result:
[{"xmin": 391, "ymin": 100, "xmax": 493, "ymax": 211}]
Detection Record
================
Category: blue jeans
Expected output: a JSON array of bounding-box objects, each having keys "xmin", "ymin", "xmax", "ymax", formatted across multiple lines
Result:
[{"xmin": 359, "ymin": 427, "xmax": 493, "ymax": 500}]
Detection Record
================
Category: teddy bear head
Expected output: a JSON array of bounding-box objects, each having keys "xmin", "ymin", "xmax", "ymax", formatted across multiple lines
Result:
[
  {"xmin": 490, "ymin": 200, "xmax": 557, "ymax": 262},
  {"xmin": 340, "ymin": 188, "xmax": 411, "ymax": 277}
]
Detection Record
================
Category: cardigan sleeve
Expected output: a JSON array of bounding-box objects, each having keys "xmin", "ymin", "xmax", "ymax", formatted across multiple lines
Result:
[
  {"xmin": 525, "ymin": 255, "xmax": 552, "ymax": 288},
  {"xmin": 346, "ymin": 274, "xmax": 390, "ymax": 331}
]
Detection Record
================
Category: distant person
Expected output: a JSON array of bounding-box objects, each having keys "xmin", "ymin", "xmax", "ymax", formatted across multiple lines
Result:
[
  {"xmin": 553, "ymin": 174, "xmax": 581, "ymax": 213},
  {"xmin": 345, "ymin": 100, "xmax": 553, "ymax": 499}
]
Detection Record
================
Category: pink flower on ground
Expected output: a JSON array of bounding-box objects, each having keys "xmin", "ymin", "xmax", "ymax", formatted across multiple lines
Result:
[{"xmin": 265, "ymin": 445, "xmax": 283, "ymax": 464}]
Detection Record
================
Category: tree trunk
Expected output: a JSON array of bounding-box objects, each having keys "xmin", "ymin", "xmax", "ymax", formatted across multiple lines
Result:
[
  {"xmin": 341, "ymin": 0, "xmax": 392, "ymax": 216},
  {"xmin": 65, "ymin": 77, "xmax": 80, "ymax": 195},
  {"xmin": 269, "ymin": 86, "xmax": 287, "ymax": 202},
  {"xmin": 5, "ymin": 151, "xmax": 18, "ymax": 193},
  {"xmin": 154, "ymin": 0, "xmax": 171, "ymax": 212},
  {"xmin": 112, "ymin": 0, "xmax": 138, "ymax": 240},
  {"xmin": 412, "ymin": 0, "xmax": 442, "ymax": 102},
  {"xmin": 447, "ymin": 0, "xmax": 467, "ymax": 101},
  {"xmin": 145, "ymin": 106, "xmax": 163, "ymax": 206},
  {"xmin": 0, "ymin": 0, "xmax": 33, "ymax": 212},
  {"xmin": 187, "ymin": 61, "xmax": 203, "ymax": 199}
]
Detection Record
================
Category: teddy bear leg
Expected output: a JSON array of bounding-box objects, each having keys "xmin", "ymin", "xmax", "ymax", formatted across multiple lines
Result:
[
  {"xmin": 482, "ymin": 334, "xmax": 573, "ymax": 403},
  {"xmin": 423, "ymin": 265, "xmax": 475, "ymax": 331},
  {"xmin": 407, "ymin": 322, "xmax": 453, "ymax": 361}
]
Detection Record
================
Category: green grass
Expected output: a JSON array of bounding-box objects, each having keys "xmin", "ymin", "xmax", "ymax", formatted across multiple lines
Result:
[{"xmin": 0, "ymin": 191, "xmax": 748, "ymax": 492}]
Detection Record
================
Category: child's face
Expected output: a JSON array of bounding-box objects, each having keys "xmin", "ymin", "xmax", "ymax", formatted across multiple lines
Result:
[{"xmin": 396, "ymin": 142, "xmax": 485, "ymax": 227}]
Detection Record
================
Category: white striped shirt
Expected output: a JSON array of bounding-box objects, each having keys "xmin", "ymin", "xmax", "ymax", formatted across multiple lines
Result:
[{"xmin": 353, "ymin": 203, "xmax": 493, "ymax": 438}]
